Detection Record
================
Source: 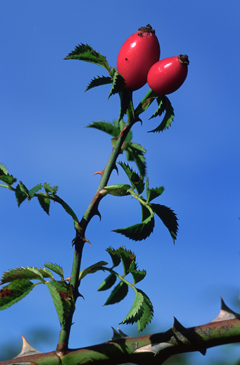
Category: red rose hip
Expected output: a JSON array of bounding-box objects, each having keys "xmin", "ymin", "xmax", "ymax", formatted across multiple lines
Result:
[
  {"xmin": 117, "ymin": 25, "xmax": 160, "ymax": 91},
  {"xmin": 147, "ymin": 54, "xmax": 189, "ymax": 95}
]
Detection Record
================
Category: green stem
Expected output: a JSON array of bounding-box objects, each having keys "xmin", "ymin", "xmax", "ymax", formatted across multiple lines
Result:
[{"xmin": 57, "ymin": 91, "xmax": 136, "ymax": 353}]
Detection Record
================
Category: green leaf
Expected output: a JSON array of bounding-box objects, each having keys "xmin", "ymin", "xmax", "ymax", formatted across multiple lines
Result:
[
  {"xmin": 108, "ymin": 69, "xmax": 126, "ymax": 98},
  {"xmin": 0, "ymin": 166, "xmax": 17, "ymax": 186},
  {"xmin": 52, "ymin": 195, "xmax": 79, "ymax": 226},
  {"xmin": 106, "ymin": 247, "xmax": 122, "ymax": 268},
  {"xmin": 104, "ymin": 281, "xmax": 128, "ymax": 305},
  {"xmin": 113, "ymin": 214, "xmax": 155, "ymax": 241},
  {"xmin": 136, "ymin": 289, "xmax": 153, "ymax": 331},
  {"xmin": 0, "ymin": 280, "xmax": 35, "ymax": 310},
  {"xmin": 87, "ymin": 120, "xmax": 120, "ymax": 138},
  {"xmin": 43, "ymin": 183, "xmax": 58, "ymax": 195},
  {"xmin": 86, "ymin": 75, "xmax": 112, "ymax": 92},
  {"xmin": 79, "ymin": 261, "xmax": 107, "ymax": 281},
  {"xmin": 0, "ymin": 164, "xmax": 8, "ymax": 175},
  {"xmin": 0, "ymin": 267, "xmax": 50, "ymax": 285},
  {"xmin": 120, "ymin": 290, "xmax": 144, "ymax": 325},
  {"xmin": 130, "ymin": 269, "xmax": 146, "ymax": 285},
  {"xmin": 119, "ymin": 249, "xmax": 136, "ymax": 276},
  {"xmin": 15, "ymin": 183, "xmax": 28, "ymax": 206},
  {"xmin": 64, "ymin": 43, "xmax": 111, "ymax": 73},
  {"xmin": 44, "ymin": 263, "xmax": 64, "ymax": 280},
  {"xmin": 146, "ymin": 178, "xmax": 165, "ymax": 203},
  {"xmin": 151, "ymin": 203, "xmax": 178, "ymax": 242},
  {"xmin": 149, "ymin": 95, "xmax": 164, "ymax": 119},
  {"xmin": 97, "ymin": 273, "xmax": 117, "ymax": 291},
  {"xmin": 126, "ymin": 144, "xmax": 146, "ymax": 178},
  {"xmin": 103, "ymin": 184, "xmax": 131, "ymax": 197},
  {"xmin": 46, "ymin": 281, "xmax": 74, "ymax": 325},
  {"xmin": 37, "ymin": 193, "xmax": 50, "ymax": 215},
  {"xmin": 118, "ymin": 162, "xmax": 144, "ymax": 195},
  {"xmin": 28, "ymin": 184, "xmax": 42, "ymax": 198},
  {"xmin": 148, "ymin": 96, "xmax": 174, "ymax": 133},
  {"xmin": 135, "ymin": 89, "xmax": 158, "ymax": 116},
  {"xmin": 117, "ymin": 89, "xmax": 133, "ymax": 122}
]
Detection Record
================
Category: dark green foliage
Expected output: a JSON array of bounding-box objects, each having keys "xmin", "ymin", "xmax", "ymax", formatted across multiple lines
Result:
[
  {"xmin": 151, "ymin": 203, "xmax": 178, "ymax": 242},
  {"xmin": 86, "ymin": 75, "xmax": 112, "ymax": 92},
  {"xmin": 103, "ymin": 281, "xmax": 129, "ymax": 305},
  {"xmin": 118, "ymin": 162, "xmax": 145, "ymax": 195},
  {"xmin": 108, "ymin": 69, "xmax": 126, "ymax": 98},
  {"xmin": 148, "ymin": 96, "xmax": 175, "ymax": 133},
  {"xmin": 113, "ymin": 214, "xmax": 155, "ymax": 241},
  {"xmin": 44, "ymin": 263, "xmax": 64, "ymax": 280},
  {"xmin": 97, "ymin": 273, "xmax": 117, "ymax": 291},
  {"xmin": 64, "ymin": 43, "xmax": 111, "ymax": 74}
]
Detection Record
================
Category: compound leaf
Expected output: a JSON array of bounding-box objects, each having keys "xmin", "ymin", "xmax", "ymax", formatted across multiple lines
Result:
[{"xmin": 106, "ymin": 247, "xmax": 122, "ymax": 268}]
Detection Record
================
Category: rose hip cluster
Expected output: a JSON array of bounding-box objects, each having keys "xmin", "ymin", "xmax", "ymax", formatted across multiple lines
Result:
[{"xmin": 117, "ymin": 24, "xmax": 189, "ymax": 94}]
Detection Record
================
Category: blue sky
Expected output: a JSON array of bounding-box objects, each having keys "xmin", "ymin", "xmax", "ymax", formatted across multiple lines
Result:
[{"xmin": 0, "ymin": 1, "xmax": 240, "ymax": 363}]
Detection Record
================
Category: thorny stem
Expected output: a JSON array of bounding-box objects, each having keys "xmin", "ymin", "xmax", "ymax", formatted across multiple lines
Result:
[{"xmin": 57, "ymin": 91, "xmax": 136, "ymax": 353}]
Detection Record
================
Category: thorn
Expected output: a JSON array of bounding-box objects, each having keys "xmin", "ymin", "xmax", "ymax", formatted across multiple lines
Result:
[
  {"xmin": 109, "ymin": 327, "xmax": 123, "ymax": 341},
  {"xmin": 15, "ymin": 335, "xmax": 42, "ymax": 358},
  {"xmin": 64, "ymin": 276, "xmax": 71, "ymax": 282},
  {"xmin": 113, "ymin": 163, "xmax": 118, "ymax": 174},
  {"xmin": 83, "ymin": 237, "xmax": 92, "ymax": 246},
  {"xmin": 93, "ymin": 170, "xmax": 104, "ymax": 177},
  {"xmin": 117, "ymin": 328, "xmax": 129, "ymax": 338},
  {"xmin": 211, "ymin": 297, "xmax": 240, "ymax": 322}
]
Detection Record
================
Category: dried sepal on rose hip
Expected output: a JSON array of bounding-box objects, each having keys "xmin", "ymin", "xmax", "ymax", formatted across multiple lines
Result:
[
  {"xmin": 117, "ymin": 24, "xmax": 160, "ymax": 91},
  {"xmin": 147, "ymin": 54, "xmax": 190, "ymax": 95}
]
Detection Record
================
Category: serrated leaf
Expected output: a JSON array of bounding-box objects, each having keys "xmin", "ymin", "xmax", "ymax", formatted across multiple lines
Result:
[
  {"xmin": 44, "ymin": 263, "xmax": 64, "ymax": 280},
  {"xmin": 148, "ymin": 96, "xmax": 174, "ymax": 133},
  {"xmin": 119, "ymin": 249, "xmax": 136, "ymax": 276},
  {"xmin": 117, "ymin": 89, "xmax": 133, "ymax": 122},
  {"xmin": 1, "ymin": 267, "xmax": 46, "ymax": 285},
  {"xmin": 0, "ymin": 280, "xmax": 35, "ymax": 310},
  {"xmin": 146, "ymin": 178, "xmax": 165, "ymax": 203},
  {"xmin": 136, "ymin": 289, "xmax": 153, "ymax": 331},
  {"xmin": 87, "ymin": 120, "xmax": 120, "ymax": 138},
  {"xmin": 86, "ymin": 75, "xmax": 112, "ymax": 92},
  {"xmin": 103, "ymin": 184, "xmax": 131, "ymax": 197},
  {"xmin": 113, "ymin": 214, "xmax": 155, "ymax": 241},
  {"xmin": 135, "ymin": 89, "xmax": 158, "ymax": 116},
  {"xmin": 104, "ymin": 281, "xmax": 128, "ymax": 305},
  {"xmin": 106, "ymin": 247, "xmax": 122, "ymax": 268},
  {"xmin": 151, "ymin": 203, "xmax": 178, "ymax": 242},
  {"xmin": 131, "ymin": 269, "xmax": 147, "ymax": 285},
  {"xmin": 149, "ymin": 96, "xmax": 164, "ymax": 119},
  {"xmin": 28, "ymin": 184, "xmax": 42, "ymax": 198},
  {"xmin": 53, "ymin": 195, "xmax": 79, "ymax": 226},
  {"xmin": 126, "ymin": 146, "xmax": 146, "ymax": 178},
  {"xmin": 0, "ymin": 164, "xmax": 8, "ymax": 175},
  {"xmin": 64, "ymin": 43, "xmax": 111, "ymax": 73},
  {"xmin": 120, "ymin": 290, "xmax": 144, "ymax": 325},
  {"xmin": 46, "ymin": 281, "xmax": 74, "ymax": 325},
  {"xmin": 98, "ymin": 273, "xmax": 117, "ymax": 291},
  {"xmin": 108, "ymin": 69, "xmax": 126, "ymax": 98},
  {"xmin": 15, "ymin": 184, "xmax": 27, "ymax": 206},
  {"xmin": 0, "ymin": 174, "xmax": 17, "ymax": 185},
  {"xmin": 37, "ymin": 193, "xmax": 50, "ymax": 215},
  {"xmin": 118, "ymin": 162, "xmax": 144, "ymax": 195},
  {"xmin": 79, "ymin": 261, "xmax": 107, "ymax": 281},
  {"xmin": 43, "ymin": 183, "xmax": 58, "ymax": 195}
]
